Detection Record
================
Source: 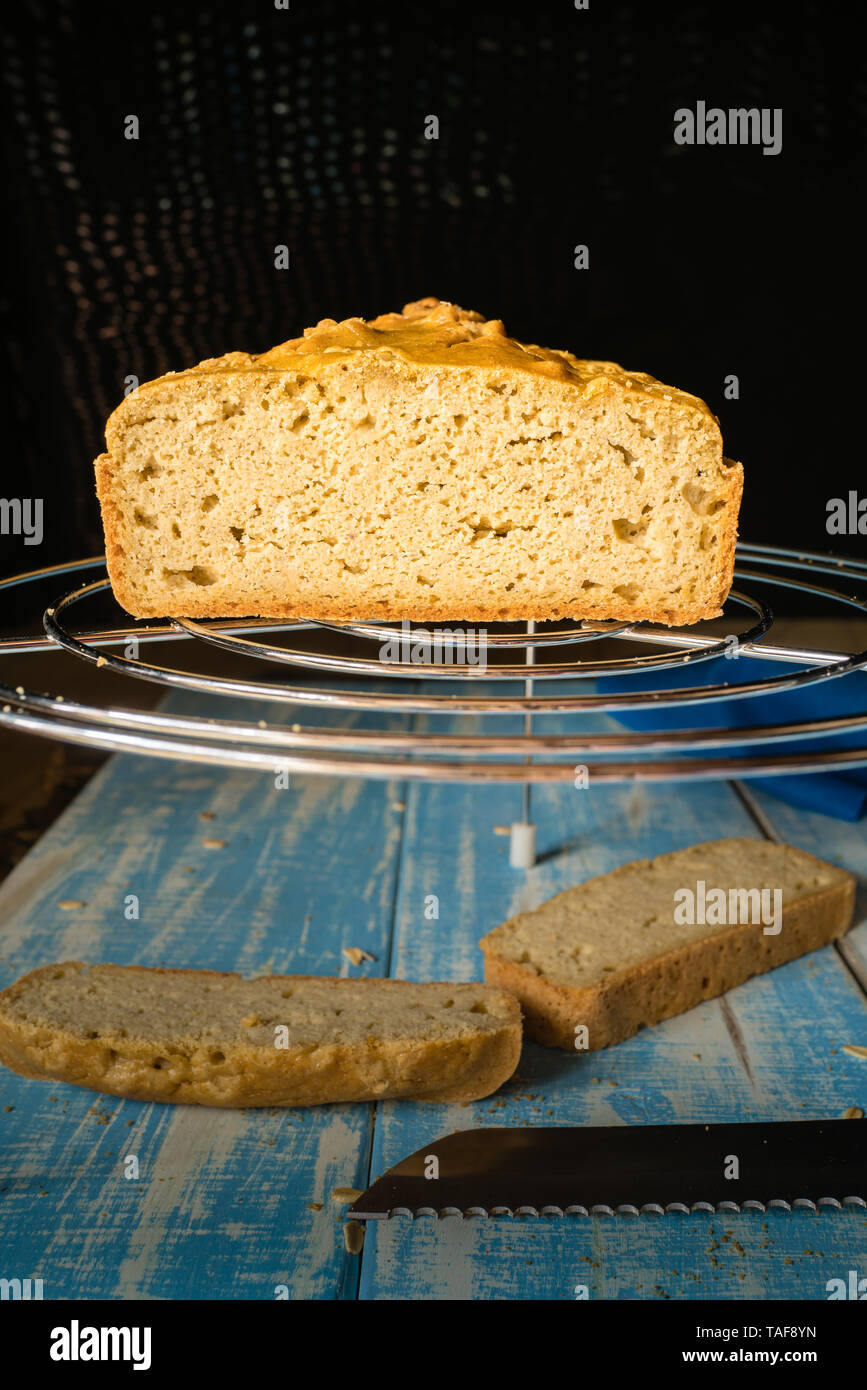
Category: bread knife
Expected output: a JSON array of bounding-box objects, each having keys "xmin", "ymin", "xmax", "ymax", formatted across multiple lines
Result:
[{"xmin": 347, "ymin": 1118, "xmax": 867, "ymax": 1218}]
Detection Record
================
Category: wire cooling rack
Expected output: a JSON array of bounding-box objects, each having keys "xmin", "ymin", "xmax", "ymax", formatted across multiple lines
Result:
[{"xmin": 1, "ymin": 544, "xmax": 866, "ymax": 797}]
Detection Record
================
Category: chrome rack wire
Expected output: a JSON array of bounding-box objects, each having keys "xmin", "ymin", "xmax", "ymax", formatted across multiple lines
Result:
[{"xmin": 0, "ymin": 544, "xmax": 865, "ymax": 793}]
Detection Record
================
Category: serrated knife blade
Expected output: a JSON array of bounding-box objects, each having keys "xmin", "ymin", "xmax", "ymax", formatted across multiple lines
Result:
[{"xmin": 348, "ymin": 1118, "xmax": 867, "ymax": 1218}]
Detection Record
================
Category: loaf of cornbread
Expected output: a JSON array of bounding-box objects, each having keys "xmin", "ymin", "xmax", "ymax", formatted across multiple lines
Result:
[
  {"xmin": 480, "ymin": 839, "xmax": 855, "ymax": 1050},
  {"xmin": 0, "ymin": 964, "xmax": 522, "ymax": 1106},
  {"xmin": 95, "ymin": 298, "xmax": 743, "ymax": 626}
]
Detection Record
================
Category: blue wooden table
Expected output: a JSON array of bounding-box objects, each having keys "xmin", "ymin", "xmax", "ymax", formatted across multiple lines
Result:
[{"xmin": 1, "ymin": 688, "xmax": 865, "ymax": 1300}]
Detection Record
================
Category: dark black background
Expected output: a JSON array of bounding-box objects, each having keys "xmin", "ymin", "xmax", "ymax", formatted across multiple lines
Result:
[{"xmin": 1, "ymin": 0, "xmax": 865, "ymax": 588}]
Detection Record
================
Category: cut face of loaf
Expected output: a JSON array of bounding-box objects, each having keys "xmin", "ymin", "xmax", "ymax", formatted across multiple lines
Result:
[
  {"xmin": 95, "ymin": 298, "xmax": 742, "ymax": 626},
  {"xmin": 480, "ymin": 838, "xmax": 855, "ymax": 1051},
  {"xmin": 0, "ymin": 964, "xmax": 522, "ymax": 1107}
]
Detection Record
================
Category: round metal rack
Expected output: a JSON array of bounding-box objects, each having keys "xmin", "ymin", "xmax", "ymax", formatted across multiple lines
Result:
[{"xmin": 1, "ymin": 544, "xmax": 866, "ymax": 792}]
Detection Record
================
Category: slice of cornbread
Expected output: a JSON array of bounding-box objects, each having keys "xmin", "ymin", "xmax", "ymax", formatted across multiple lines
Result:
[
  {"xmin": 480, "ymin": 839, "xmax": 855, "ymax": 1050},
  {"xmin": 0, "ymin": 965, "xmax": 522, "ymax": 1106}
]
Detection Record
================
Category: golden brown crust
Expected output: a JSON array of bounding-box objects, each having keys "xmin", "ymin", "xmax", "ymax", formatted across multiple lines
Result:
[
  {"xmin": 711, "ymin": 457, "xmax": 744, "ymax": 618},
  {"xmin": 109, "ymin": 298, "xmax": 720, "ymax": 425},
  {"xmin": 481, "ymin": 861, "xmax": 855, "ymax": 1051},
  {"xmin": 94, "ymin": 453, "xmax": 133, "ymax": 609},
  {"xmin": 0, "ymin": 965, "xmax": 523, "ymax": 1107}
]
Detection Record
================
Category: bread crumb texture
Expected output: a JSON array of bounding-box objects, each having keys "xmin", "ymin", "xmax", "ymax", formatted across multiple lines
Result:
[
  {"xmin": 95, "ymin": 298, "xmax": 742, "ymax": 626},
  {"xmin": 0, "ymin": 965, "xmax": 522, "ymax": 1107},
  {"xmin": 343, "ymin": 1220, "xmax": 365, "ymax": 1254},
  {"xmin": 481, "ymin": 838, "xmax": 855, "ymax": 1050},
  {"xmin": 342, "ymin": 946, "xmax": 376, "ymax": 966}
]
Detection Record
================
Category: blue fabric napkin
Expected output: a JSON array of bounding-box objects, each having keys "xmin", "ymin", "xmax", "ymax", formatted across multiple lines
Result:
[{"xmin": 596, "ymin": 656, "xmax": 867, "ymax": 821}]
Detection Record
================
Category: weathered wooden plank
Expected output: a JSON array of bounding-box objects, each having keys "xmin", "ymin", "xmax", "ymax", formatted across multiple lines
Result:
[
  {"xmin": 361, "ymin": 1208, "xmax": 867, "ymax": 1301},
  {"xmin": 736, "ymin": 781, "xmax": 867, "ymax": 995},
  {"xmin": 0, "ymin": 692, "xmax": 408, "ymax": 1300},
  {"xmin": 360, "ymin": 762, "xmax": 867, "ymax": 1300}
]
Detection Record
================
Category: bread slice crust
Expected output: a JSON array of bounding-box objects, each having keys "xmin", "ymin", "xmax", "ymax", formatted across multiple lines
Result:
[
  {"xmin": 480, "ymin": 839, "xmax": 856, "ymax": 1050},
  {"xmin": 95, "ymin": 298, "xmax": 743, "ymax": 627},
  {"xmin": 0, "ymin": 965, "xmax": 522, "ymax": 1106}
]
